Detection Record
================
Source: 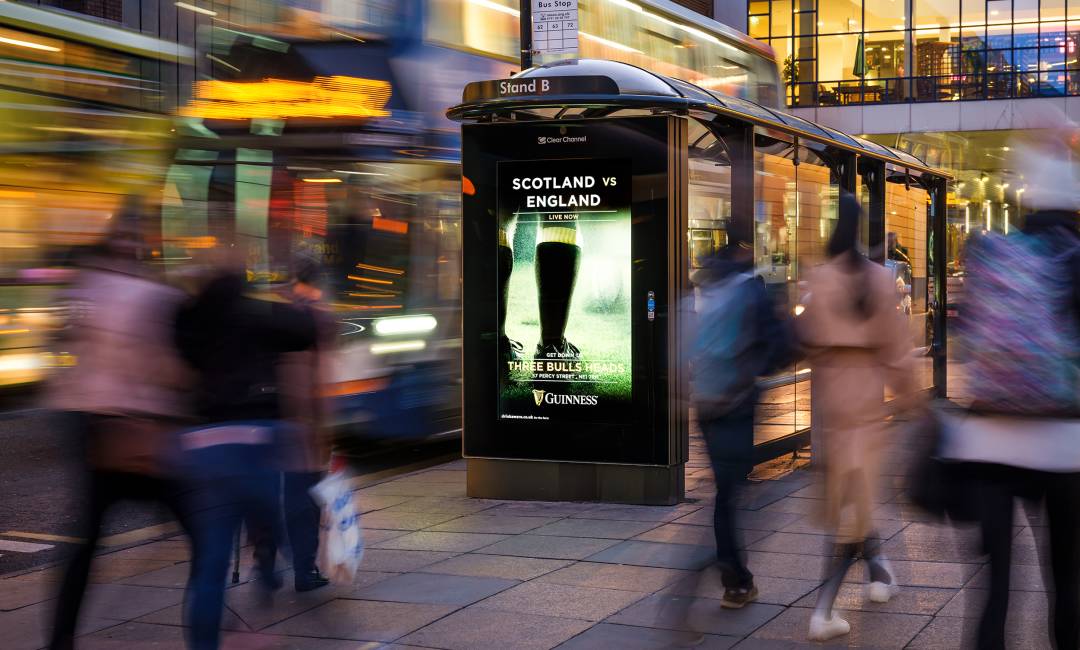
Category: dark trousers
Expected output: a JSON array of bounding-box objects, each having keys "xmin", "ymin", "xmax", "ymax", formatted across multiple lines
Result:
[
  {"xmin": 970, "ymin": 463, "xmax": 1080, "ymax": 650},
  {"xmin": 182, "ymin": 441, "xmax": 279, "ymax": 650},
  {"xmin": 699, "ymin": 401, "xmax": 755, "ymax": 590},
  {"xmin": 251, "ymin": 471, "xmax": 323, "ymax": 579},
  {"xmin": 50, "ymin": 470, "xmax": 187, "ymax": 650},
  {"xmin": 284, "ymin": 471, "xmax": 322, "ymax": 576}
]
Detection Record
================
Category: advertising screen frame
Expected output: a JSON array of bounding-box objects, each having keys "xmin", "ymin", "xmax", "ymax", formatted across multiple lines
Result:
[{"xmin": 461, "ymin": 115, "xmax": 687, "ymax": 466}]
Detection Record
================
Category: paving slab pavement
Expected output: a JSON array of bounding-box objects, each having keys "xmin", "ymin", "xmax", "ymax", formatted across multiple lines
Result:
[{"xmin": 0, "ymin": 419, "xmax": 1056, "ymax": 649}]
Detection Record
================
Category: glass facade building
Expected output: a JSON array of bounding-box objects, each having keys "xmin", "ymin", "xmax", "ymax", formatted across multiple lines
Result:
[{"xmin": 749, "ymin": 0, "xmax": 1080, "ymax": 107}]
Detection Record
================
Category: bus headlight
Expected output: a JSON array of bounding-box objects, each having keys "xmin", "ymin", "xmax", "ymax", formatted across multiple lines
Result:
[
  {"xmin": 371, "ymin": 340, "xmax": 426, "ymax": 355},
  {"xmin": 372, "ymin": 314, "xmax": 437, "ymax": 336}
]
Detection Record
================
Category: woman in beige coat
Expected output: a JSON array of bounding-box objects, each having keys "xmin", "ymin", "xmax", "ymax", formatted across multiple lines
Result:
[{"xmin": 798, "ymin": 192, "xmax": 914, "ymax": 641}]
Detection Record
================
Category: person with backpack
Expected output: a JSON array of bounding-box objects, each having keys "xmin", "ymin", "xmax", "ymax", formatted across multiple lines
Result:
[
  {"xmin": 797, "ymin": 192, "xmax": 915, "ymax": 641},
  {"xmin": 689, "ymin": 241, "xmax": 793, "ymax": 609},
  {"xmin": 943, "ymin": 142, "xmax": 1080, "ymax": 650}
]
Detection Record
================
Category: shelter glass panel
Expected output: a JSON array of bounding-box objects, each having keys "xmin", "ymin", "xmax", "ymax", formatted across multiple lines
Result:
[{"xmin": 754, "ymin": 137, "xmax": 797, "ymax": 445}]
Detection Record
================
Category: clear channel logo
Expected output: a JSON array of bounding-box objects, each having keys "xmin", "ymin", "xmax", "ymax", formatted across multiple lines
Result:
[
  {"xmin": 538, "ymin": 135, "xmax": 587, "ymax": 145},
  {"xmin": 532, "ymin": 389, "xmax": 599, "ymax": 407}
]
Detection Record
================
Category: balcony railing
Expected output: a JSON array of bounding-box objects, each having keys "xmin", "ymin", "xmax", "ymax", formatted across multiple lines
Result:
[{"xmin": 790, "ymin": 73, "xmax": 1072, "ymax": 107}]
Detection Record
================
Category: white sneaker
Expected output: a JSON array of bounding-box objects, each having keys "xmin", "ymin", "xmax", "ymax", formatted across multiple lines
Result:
[
  {"xmin": 868, "ymin": 580, "xmax": 899, "ymax": 603},
  {"xmin": 808, "ymin": 613, "xmax": 851, "ymax": 641},
  {"xmin": 867, "ymin": 557, "xmax": 899, "ymax": 603}
]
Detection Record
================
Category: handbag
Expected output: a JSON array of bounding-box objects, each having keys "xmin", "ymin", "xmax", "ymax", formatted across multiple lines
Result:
[
  {"xmin": 310, "ymin": 469, "xmax": 365, "ymax": 583},
  {"xmin": 906, "ymin": 405, "xmax": 980, "ymax": 523}
]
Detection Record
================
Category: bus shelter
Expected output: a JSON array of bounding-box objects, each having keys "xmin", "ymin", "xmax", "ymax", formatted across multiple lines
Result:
[{"xmin": 448, "ymin": 59, "xmax": 951, "ymax": 505}]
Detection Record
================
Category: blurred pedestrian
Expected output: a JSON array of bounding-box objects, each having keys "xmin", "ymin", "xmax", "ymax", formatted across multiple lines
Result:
[
  {"xmin": 47, "ymin": 197, "xmax": 193, "ymax": 650},
  {"xmin": 798, "ymin": 192, "xmax": 914, "ymax": 641},
  {"xmin": 887, "ymin": 231, "xmax": 911, "ymax": 266},
  {"xmin": 944, "ymin": 142, "xmax": 1080, "ymax": 650},
  {"xmin": 174, "ymin": 260, "xmax": 317, "ymax": 650},
  {"xmin": 689, "ymin": 242, "xmax": 793, "ymax": 609},
  {"xmin": 253, "ymin": 254, "xmax": 334, "ymax": 592}
]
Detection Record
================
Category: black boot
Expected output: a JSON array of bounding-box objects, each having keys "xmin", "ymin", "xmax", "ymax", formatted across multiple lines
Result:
[
  {"xmin": 295, "ymin": 568, "xmax": 330, "ymax": 592},
  {"xmin": 534, "ymin": 241, "xmax": 580, "ymax": 360},
  {"xmin": 497, "ymin": 244, "xmax": 524, "ymax": 378}
]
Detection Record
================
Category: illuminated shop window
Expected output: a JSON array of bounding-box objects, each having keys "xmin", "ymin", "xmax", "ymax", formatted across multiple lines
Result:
[{"xmin": 753, "ymin": 0, "xmax": 1080, "ymax": 106}]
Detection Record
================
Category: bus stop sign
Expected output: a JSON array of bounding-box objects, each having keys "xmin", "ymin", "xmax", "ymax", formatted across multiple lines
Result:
[{"xmin": 532, "ymin": 0, "xmax": 578, "ymax": 56}]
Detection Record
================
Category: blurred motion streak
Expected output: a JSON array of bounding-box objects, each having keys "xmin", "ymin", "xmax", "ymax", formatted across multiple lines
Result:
[
  {"xmin": 181, "ymin": 77, "xmax": 392, "ymax": 120},
  {"xmin": 940, "ymin": 130, "xmax": 1080, "ymax": 650},
  {"xmin": 0, "ymin": 3, "xmax": 191, "ymax": 387},
  {"xmin": 797, "ymin": 192, "xmax": 915, "ymax": 642}
]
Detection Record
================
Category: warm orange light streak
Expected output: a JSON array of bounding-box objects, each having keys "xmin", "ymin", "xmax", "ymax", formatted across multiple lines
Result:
[
  {"xmin": 372, "ymin": 216, "xmax": 408, "ymax": 234},
  {"xmin": 0, "ymin": 35, "xmax": 60, "ymax": 52},
  {"xmin": 355, "ymin": 262, "xmax": 404, "ymax": 275},
  {"xmin": 322, "ymin": 377, "xmax": 388, "ymax": 397},
  {"xmin": 345, "ymin": 294, "xmax": 399, "ymax": 299},
  {"xmin": 181, "ymin": 76, "xmax": 392, "ymax": 120},
  {"xmin": 347, "ymin": 275, "xmax": 393, "ymax": 285}
]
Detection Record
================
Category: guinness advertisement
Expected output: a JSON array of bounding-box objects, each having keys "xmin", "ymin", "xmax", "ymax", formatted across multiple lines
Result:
[
  {"xmin": 496, "ymin": 158, "xmax": 633, "ymax": 424},
  {"xmin": 461, "ymin": 116, "xmax": 681, "ymax": 465}
]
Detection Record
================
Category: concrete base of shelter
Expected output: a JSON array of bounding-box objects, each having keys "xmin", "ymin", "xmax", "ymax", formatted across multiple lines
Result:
[{"xmin": 466, "ymin": 458, "xmax": 685, "ymax": 506}]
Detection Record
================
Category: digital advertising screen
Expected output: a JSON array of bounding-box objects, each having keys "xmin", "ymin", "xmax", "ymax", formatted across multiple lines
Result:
[
  {"xmin": 461, "ymin": 116, "xmax": 682, "ymax": 466},
  {"xmin": 496, "ymin": 158, "xmax": 632, "ymax": 425}
]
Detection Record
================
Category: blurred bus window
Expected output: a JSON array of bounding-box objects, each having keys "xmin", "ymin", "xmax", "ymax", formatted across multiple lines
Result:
[
  {"xmin": 0, "ymin": 7, "xmax": 186, "ymax": 386},
  {"xmin": 423, "ymin": 0, "xmax": 783, "ymax": 107}
]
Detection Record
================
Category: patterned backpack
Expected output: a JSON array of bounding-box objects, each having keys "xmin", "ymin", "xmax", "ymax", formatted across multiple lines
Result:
[{"xmin": 960, "ymin": 230, "xmax": 1080, "ymax": 416}]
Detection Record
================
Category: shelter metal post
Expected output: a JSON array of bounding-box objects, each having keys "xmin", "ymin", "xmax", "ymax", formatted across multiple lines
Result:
[
  {"xmin": 519, "ymin": 1, "xmax": 533, "ymax": 70},
  {"xmin": 839, "ymin": 151, "xmax": 857, "ymax": 195},
  {"xmin": 931, "ymin": 176, "xmax": 948, "ymax": 398},
  {"xmin": 722, "ymin": 121, "xmax": 755, "ymax": 248},
  {"xmin": 861, "ymin": 157, "xmax": 886, "ymax": 263}
]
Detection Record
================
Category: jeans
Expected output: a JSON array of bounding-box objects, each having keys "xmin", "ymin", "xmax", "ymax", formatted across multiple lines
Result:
[
  {"xmin": 699, "ymin": 399, "xmax": 756, "ymax": 590},
  {"xmin": 181, "ymin": 429, "xmax": 280, "ymax": 650},
  {"xmin": 970, "ymin": 463, "xmax": 1080, "ymax": 650}
]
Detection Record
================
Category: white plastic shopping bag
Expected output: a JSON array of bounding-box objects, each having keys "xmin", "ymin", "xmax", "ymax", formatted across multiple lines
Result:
[{"xmin": 310, "ymin": 469, "xmax": 364, "ymax": 583}]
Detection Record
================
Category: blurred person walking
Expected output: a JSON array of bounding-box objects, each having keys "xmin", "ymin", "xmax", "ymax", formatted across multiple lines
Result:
[
  {"xmin": 174, "ymin": 259, "xmax": 317, "ymax": 650},
  {"xmin": 253, "ymin": 254, "xmax": 335, "ymax": 592},
  {"xmin": 689, "ymin": 242, "xmax": 793, "ymax": 609},
  {"xmin": 943, "ymin": 143, "xmax": 1080, "ymax": 650},
  {"xmin": 47, "ymin": 198, "xmax": 193, "ymax": 650},
  {"xmin": 798, "ymin": 192, "xmax": 914, "ymax": 641}
]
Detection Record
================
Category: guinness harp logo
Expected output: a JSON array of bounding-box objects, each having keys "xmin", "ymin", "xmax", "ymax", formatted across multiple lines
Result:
[{"xmin": 532, "ymin": 389, "xmax": 546, "ymax": 406}]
